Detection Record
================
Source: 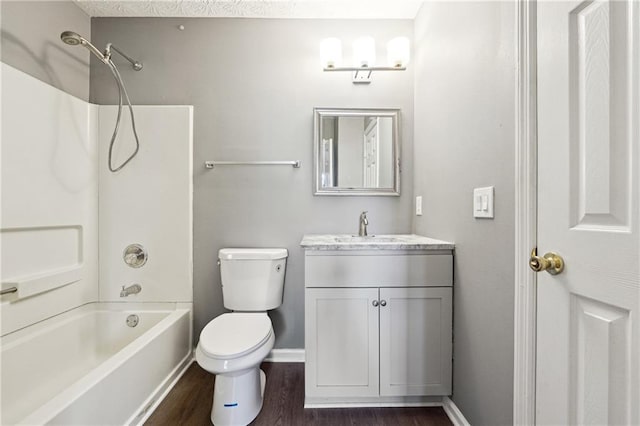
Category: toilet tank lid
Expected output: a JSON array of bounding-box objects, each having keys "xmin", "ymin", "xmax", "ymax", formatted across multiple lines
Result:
[{"xmin": 219, "ymin": 248, "xmax": 288, "ymax": 260}]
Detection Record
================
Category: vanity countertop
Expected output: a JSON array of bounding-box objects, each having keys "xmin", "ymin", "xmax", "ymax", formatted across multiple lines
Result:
[{"xmin": 300, "ymin": 234, "xmax": 454, "ymax": 251}]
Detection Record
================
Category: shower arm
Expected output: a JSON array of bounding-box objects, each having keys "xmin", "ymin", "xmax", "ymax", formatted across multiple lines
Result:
[{"xmin": 105, "ymin": 43, "xmax": 143, "ymax": 71}]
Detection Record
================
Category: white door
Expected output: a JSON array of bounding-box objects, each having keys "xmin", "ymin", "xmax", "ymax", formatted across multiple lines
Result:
[
  {"xmin": 363, "ymin": 119, "xmax": 379, "ymax": 187},
  {"xmin": 321, "ymin": 137, "xmax": 334, "ymax": 187},
  {"xmin": 379, "ymin": 287, "xmax": 452, "ymax": 396},
  {"xmin": 536, "ymin": 1, "xmax": 639, "ymax": 425}
]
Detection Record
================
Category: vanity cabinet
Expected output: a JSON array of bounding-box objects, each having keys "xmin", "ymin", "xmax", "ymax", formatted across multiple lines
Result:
[
  {"xmin": 300, "ymin": 237, "xmax": 454, "ymax": 406},
  {"xmin": 305, "ymin": 286, "xmax": 452, "ymax": 399}
]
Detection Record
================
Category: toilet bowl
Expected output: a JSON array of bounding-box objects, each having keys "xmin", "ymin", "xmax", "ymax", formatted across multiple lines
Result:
[
  {"xmin": 195, "ymin": 247, "xmax": 287, "ymax": 426},
  {"xmin": 196, "ymin": 313, "xmax": 275, "ymax": 426}
]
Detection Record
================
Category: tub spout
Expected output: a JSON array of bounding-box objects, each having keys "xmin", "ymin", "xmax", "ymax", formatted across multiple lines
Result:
[{"xmin": 120, "ymin": 283, "xmax": 142, "ymax": 297}]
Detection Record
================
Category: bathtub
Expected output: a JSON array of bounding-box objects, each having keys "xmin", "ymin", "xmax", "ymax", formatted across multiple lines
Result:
[{"xmin": 0, "ymin": 302, "xmax": 192, "ymax": 425}]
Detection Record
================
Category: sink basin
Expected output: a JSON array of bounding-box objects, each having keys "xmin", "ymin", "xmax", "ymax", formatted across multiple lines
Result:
[{"xmin": 333, "ymin": 236, "xmax": 401, "ymax": 243}]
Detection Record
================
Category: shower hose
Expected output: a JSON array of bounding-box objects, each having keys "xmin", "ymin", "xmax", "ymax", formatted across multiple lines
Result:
[{"xmin": 106, "ymin": 59, "xmax": 140, "ymax": 173}]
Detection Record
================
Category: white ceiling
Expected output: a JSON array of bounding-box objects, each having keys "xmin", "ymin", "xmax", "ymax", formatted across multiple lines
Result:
[{"xmin": 73, "ymin": 0, "xmax": 424, "ymax": 19}]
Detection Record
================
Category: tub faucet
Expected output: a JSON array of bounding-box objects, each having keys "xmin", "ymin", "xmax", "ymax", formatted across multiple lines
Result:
[
  {"xmin": 359, "ymin": 211, "xmax": 369, "ymax": 237},
  {"xmin": 120, "ymin": 283, "xmax": 142, "ymax": 297}
]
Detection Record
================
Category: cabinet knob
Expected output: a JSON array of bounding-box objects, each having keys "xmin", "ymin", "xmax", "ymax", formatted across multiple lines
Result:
[
  {"xmin": 372, "ymin": 300, "xmax": 379, "ymax": 307},
  {"xmin": 380, "ymin": 300, "xmax": 387, "ymax": 307}
]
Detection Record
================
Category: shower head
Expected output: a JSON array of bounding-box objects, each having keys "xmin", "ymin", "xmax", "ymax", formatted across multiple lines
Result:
[
  {"xmin": 60, "ymin": 30, "xmax": 83, "ymax": 46},
  {"xmin": 60, "ymin": 31, "xmax": 108, "ymax": 63}
]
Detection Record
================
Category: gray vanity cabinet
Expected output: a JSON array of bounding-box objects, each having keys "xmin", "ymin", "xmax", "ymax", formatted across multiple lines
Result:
[{"xmin": 302, "ymin": 245, "xmax": 454, "ymax": 406}]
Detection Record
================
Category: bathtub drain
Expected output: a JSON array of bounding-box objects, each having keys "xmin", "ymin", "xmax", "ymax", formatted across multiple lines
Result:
[{"xmin": 126, "ymin": 314, "xmax": 139, "ymax": 327}]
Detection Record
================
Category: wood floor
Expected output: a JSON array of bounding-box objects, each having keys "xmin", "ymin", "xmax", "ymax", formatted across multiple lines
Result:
[{"xmin": 145, "ymin": 362, "xmax": 453, "ymax": 426}]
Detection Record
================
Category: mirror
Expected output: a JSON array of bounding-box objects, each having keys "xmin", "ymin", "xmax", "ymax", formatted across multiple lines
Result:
[{"xmin": 314, "ymin": 108, "xmax": 400, "ymax": 196}]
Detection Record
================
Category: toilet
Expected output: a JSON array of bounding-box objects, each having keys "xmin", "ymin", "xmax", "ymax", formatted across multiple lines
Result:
[{"xmin": 195, "ymin": 248, "xmax": 288, "ymax": 426}]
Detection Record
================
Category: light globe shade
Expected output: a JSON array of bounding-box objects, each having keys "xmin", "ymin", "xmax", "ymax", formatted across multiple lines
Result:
[
  {"xmin": 320, "ymin": 38, "xmax": 342, "ymax": 69},
  {"xmin": 387, "ymin": 37, "xmax": 410, "ymax": 67},
  {"xmin": 353, "ymin": 37, "xmax": 376, "ymax": 67}
]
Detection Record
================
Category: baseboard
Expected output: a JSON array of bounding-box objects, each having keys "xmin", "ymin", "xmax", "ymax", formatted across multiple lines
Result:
[
  {"xmin": 304, "ymin": 396, "xmax": 443, "ymax": 409},
  {"xmin": 442, "ymin": 397, "xmax": 471, "ymax": 426},
  {"xmin": 264, "ymin": 348, "xmax": 305, "ymax": 363}
]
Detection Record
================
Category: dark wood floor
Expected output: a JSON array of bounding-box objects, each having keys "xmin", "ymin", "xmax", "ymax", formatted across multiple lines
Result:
[{"xmin": 145, "ymin": 362, "xmax": 452, "ymax": 426}]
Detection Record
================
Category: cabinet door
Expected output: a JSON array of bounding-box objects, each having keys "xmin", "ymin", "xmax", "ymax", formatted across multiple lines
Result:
[
  {"xmin": 305, "ymin": 287, "xmax": 379, "ymax": 397},
  {"xmin": 379, "ymin": 287, "xmax": 452, "ymax": 396}
]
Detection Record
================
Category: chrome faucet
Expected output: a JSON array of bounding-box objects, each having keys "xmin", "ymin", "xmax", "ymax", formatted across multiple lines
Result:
[
  {"xmin": 120, "ymin": 283, "xmax": 142, "ymax": 297},
  {"xmin": 359, "ymin": 211, "xmax": 369, "ymax": 237}
]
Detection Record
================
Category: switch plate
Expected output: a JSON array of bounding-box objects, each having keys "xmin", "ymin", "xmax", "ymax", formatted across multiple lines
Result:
[
  {"xmin": 416, "ymin": 196, "xmax": 423, "ymax": 216},
  {"xmin": 473, "ymin": 186, "xmax": 494, "ymax": 218}
]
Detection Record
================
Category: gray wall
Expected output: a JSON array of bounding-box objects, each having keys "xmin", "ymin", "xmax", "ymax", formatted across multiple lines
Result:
[
  {"xmin": 90, "ymin": 18, "xmax": 414, "ymax": 348},
  {"xmin": 1, "ymin": 1, "xmax": 90, "ymax": 100},
  {"xmin": 413, "ymin": 2, "xmax": 515, "ymax": 425}
]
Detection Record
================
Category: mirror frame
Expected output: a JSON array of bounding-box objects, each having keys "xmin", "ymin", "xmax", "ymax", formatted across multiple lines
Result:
[{"xmin": 313, "ymin": 107, "xmax": 400, "ymax": 196}]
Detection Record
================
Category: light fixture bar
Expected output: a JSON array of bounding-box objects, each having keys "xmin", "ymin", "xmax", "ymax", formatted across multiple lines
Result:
[
  {"xmin": 323, "ymin": 66, "xmax": 407, "ymax": 72},
  {"xmin": 320, "ymin": 36, "xmax": 409, "ymax": 84},
  {"xmin": 324, "ymin": 66, "xmax": 407, "ymax": 84}
]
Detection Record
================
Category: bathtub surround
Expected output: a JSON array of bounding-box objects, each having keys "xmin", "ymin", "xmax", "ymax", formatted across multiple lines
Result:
[
  {"xmin": 90, "ymin": 17, "xmax": 415, "ymax": 350},
  {"xmin": 0, "ymin": 64, "xmax": 195, "ymax": 422},
  {"xmin": 1, "ymin": 62, "xmax": 195, "ymax": 424},
  {"xmin": 1, "ymin": 62, "xmax": 194, "ymax": 320},
  {"xmin": 413, "ymin": 2, "xmax": 516, "ymax": 425},
  {"xmin": 99, "ymin": 106, "xmax": 193, "ymax": 302},
  {"xmin": 0, "ymin": 63, "xmax": 98, "ymax": 334}
]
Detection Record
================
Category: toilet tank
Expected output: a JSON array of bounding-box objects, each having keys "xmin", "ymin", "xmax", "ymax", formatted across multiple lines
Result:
[{"xmin": 219, "ymin": 248, "xmax": 288, "ymax": 311}]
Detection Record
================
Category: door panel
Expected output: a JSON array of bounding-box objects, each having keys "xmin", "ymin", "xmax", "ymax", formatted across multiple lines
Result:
[
  {"xmin": 570, "ymin": 295, "xmax": 631, "ymax": 426},
  {"xmin": 568, "ymin": 0, "xmax": 632, "ymax": 230},
  {"xmin": 304, "ymin": 287, "xmax": 379, "ymax": 397},
  {"xmin": 379, "ymin": 287, "xmax": 452, "ymax": 396},
  {"xmin": 537, "ymin": 1, "xmax": 639, "ymax": 424}
]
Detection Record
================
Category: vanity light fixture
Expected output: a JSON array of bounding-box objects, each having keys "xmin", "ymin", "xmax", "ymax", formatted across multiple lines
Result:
[{"xmin": 320, "ymin": 36, "xmax": 410, "ymax": 84}]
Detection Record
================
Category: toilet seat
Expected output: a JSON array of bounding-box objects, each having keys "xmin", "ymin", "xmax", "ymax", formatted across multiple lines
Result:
[{"xmin": 199, "ymin": 313, "xmax": 272, "ymax": 360}]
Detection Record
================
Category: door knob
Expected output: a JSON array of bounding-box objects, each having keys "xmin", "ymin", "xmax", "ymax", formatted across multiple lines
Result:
[
  {"xmin": 372, "ymin": 300, "xmax": 380, "ymax": 307},
  {"xmin": 529, "ymin": 248, "xmax": 564, "ymax": 275}
]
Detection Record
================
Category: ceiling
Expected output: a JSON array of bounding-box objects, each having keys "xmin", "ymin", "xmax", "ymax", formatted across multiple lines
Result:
[{"xmin": 73, "ymin": 0, "xmax": 424, "ymax": 19}]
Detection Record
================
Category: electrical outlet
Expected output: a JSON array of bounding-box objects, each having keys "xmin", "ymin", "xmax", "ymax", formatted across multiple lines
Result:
[{"xmin": 416, "ymin": 196, "xmax": 423, "ymax": 216}]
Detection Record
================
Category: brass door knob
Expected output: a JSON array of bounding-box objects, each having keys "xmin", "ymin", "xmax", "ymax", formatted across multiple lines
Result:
[{"xmin": 529, "ymin": 248, "xmax": 564, "ymax": 275}]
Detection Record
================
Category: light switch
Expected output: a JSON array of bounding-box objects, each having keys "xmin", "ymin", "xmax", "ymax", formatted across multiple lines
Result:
[
  {"xmin": 416, "ymin": 196, "xmax": 423, "ymax": 216},
  {"xmin": 473, "ymin": 186, "xmax": 494, "ymax": 218}
]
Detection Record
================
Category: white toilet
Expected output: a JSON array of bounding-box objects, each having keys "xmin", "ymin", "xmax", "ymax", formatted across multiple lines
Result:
[{"xmin": 195, "ymin": 248, "xmax": 288, "ymax": 426}]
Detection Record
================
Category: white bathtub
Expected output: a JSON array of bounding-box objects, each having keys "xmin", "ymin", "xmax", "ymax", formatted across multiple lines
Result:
[{"xmin": 0, "ymin": 302, "xmax": 192, "ymax": 425}]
